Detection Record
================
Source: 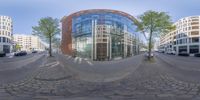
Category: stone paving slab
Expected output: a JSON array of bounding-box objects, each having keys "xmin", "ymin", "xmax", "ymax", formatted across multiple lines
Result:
[
  {"xmin": 1, "ymin": 55, "xmax": 200, "ymax": 100},
  {"xmin": 35, "ymin": 96, "xmax": 109, "ymax": 100}
]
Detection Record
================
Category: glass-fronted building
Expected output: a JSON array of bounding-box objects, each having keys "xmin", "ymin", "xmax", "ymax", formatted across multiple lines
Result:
[{"xmin": 61, "ymin": 9, "xmax": 141, "ymax": 60}]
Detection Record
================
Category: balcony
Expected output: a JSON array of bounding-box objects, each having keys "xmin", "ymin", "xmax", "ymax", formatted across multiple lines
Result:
[
  {"xmin": 192, "ymin": 26, "xmax": 199, "ymax": 30},
  {"xmin": 191, "ymin": 22, "xmax": 199, "ymax": 25},
  {"xmin": 191, "ymin": 31, "xmax": 199, "ymax": 35},
  {"xmin": 192, "ymin": 19, "xmax": 199, "ymax": 22}
]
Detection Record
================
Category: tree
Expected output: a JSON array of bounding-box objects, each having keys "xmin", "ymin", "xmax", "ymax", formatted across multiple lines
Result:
[
  {"xmin": 52, "ymin": 37, "xmax": 61, "ymax": 53},
  {"xmin": 137, "ymin": 11, "xmax": 175, "ymax": 60},
  {"xmin": 52, "ymin": 38, "xmax": 61, "ymax": 48},
  {"xmin": 32, "ymin": 17, "xmax": 60, "ymax": 57},
  {"xmin": 15, "ymin": 44, "xmax": 21, "ymax": 51}
]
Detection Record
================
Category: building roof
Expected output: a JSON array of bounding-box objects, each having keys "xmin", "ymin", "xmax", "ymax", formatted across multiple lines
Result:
[{"xmin": 61, "ymin": 9, "xmax": 139, "ymax": 24}]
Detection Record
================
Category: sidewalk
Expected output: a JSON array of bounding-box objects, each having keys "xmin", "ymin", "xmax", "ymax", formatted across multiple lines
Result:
[{"xmin": 57, "ymin": 54, "xmax": 144, "ymax": 82}]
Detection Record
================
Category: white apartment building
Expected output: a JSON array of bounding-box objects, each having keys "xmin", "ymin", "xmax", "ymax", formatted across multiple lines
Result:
[
  {"xmin": 154, "ymin": 39, "xmax": 160, "ymax": 51},
  {"xmin": 159, "ymin": 16, "xmax": 200, "ymax": 54},
  {"xmin": 0, "ymin": 16, "xmax": 13, "ymax": 53},
  {"xmin": 13, "ymin": 34, "xmax": 47, "ymax": 51}
]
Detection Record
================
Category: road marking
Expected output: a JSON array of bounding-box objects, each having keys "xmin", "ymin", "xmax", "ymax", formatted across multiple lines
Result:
[
  {"xmin": 49, "ymin": 61, "xmax": 59, "ymax": 68},
  {"xmin": 0, "ymin": 54, "xmax": 44, "ymax": 71},
  {"xmin": 84, "ymin": 58, "xmax": 88, "ymax": 60},
  {"xmin": 43, "ymin": 61, "xmax": 60, "ymax": 68},
  {"xmin": 64, "ymin": 55, "xmax": 69, "ymax": 57},
  {"xmin": 74, "ymin": 57, "xmax": 79, "ymax": 63},
  {"xmin": 8, "ymin": 56, "xmax": 13, "ymax": 58},
  {"xmin": 67, "ymin": 56, "xmax": 72, "ymax": 60},
  {"xmin": 78, "ymin": 58, "xmax": 82, "ymax": 64},
  {"xmin": 86, "ymin": 61, "xmax": 93, "ymax": 66},
  {"xmin": 45, "ymin": 62, "xmax": 57, "ymax": 67}
]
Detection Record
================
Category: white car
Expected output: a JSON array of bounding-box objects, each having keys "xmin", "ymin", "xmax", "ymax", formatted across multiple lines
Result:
[
  {"xmin": 171, "ymin": 50, "xmax": 176, "ymax": 55},
  {"xmin": 145, "ymin": 52, "xmax": 154, "ymax": 57},
  {"xmin": 167, "ymin": 50, "xmax": 176, "ymax": 55}
]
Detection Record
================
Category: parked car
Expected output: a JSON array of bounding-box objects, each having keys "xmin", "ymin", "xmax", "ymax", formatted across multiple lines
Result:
[
  {"xmin": 145, "ymin": 52, "xmax": 154, "ymax": 57},
  {"xmin": 0, "ymin": 51, "xmax": 6, "ymax": 57},
  {"xmin": 194, "ymin": 53, "xmax": 200, "ymax": 57},
  {"xmin": 32, "ymin": 50, "xmax": 38, "ymax": 53},
  {"xmin": 166, "ymin": 51, "xmax": 171, "ymax": 54},
  {"xmin": 171, "ymin": 51, "xmax": 176, "ymax": 55},
  {"xmin": 158, "ymin": 50, "xmax": 164, "ymax": 53},
  {"xmin": 167, "ymin": 50, "xmax": 176, "ymax": 55},
  {"xmin": 178, "ymin": 52, "xmax": 189, "ymax": 56},
  {"xmin": 14, "ymin": 51, "xmax": 27, "ymax": 56}
]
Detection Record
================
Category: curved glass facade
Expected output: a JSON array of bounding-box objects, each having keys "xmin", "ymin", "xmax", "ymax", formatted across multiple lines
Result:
[{"xmin": 62, "ymin": 10, "xmax": 141, "ymax": 61}]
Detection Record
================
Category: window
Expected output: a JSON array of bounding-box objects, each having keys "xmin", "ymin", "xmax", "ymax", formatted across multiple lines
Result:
[
  {"xmin": 191, "ymin": 31, "xmax": 199, "ymax": 35},
  {"xmin": 179, "ymin": 46, "xmax": 187, "ymax": 53},
  {"xmin": 182, "ymin": 38, "xmax": 187, "ymax": 44},
  {"xmin": 3, "ymin": 37, "xmax": 6, "ymax": 42},
  {"xmin": 192, "ymin": 37, "xmax": 199, "ymax": 43},
  {"xmin": 103, "ymin": 39, "xmax": 107, "ymax": 42},
  {"xmin": 180, "ymin": 39, "xmax": 182, "ymax": 44},
  {"xmin": 173, "ymin": 41, "xmax": 176, "ymax": 45},
  {"xmin": 190, "ymin": 45, "xmax": 199, "ymax": 53}
]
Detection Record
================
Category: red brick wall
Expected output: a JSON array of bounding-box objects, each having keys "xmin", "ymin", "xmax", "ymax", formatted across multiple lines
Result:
[{"xmin": 61, "ymin": 16, "xmax": 73, "ymax": 55}]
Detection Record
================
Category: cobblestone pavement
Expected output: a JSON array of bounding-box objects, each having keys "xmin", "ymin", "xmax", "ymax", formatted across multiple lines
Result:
[{"xmin": 1, "ymin": 54, "xmax": 200, "ymax": 100}]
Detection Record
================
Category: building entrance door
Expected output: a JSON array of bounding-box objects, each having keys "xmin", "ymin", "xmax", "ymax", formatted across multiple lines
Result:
[
  {"xmin": 127, "ymin": 45, "xmax": 131, "ymax": 57},
  {"xmin": 96, "ymin": 43, "xmax": 107, "ymax": 61}
]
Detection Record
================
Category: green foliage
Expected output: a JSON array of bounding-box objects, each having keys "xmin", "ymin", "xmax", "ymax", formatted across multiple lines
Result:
[
  {"xmin": 32, "ymin": 17, "xmax": 60, "ymax": 56},
  {"xmin": 137, "ymin": 10, "xmax": 175, "ymax": 59},
  {"xmin": 32, "ymin": 17, "xmax": 60, "ymax": 41},
  {"xmin": 137, "ymin": 10, "xmax": 175, "ymax": 37},
  {"xmin": 15, "ymin": 44, "xmax": 21, "ymax": 51}
]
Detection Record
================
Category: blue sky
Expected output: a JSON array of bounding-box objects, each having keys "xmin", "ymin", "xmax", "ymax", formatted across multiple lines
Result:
[{"xmin": 0, "ymin": 0, "xmax": 200, "ymax": 34}]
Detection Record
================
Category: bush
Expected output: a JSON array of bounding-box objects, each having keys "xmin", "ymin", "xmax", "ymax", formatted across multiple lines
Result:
[
  {"xmin": 194, "ymin": 53, "xmax": 200, "ymax": 57},
  {"xmin": 178, "ymin": 53, "xmax": 189, "ymax": 56}
]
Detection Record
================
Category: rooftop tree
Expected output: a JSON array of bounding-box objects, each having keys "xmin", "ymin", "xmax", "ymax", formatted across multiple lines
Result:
[
  {"xmin": 32, "ymin": 17, "xmax": 60, "ymax": 57},
  {"xmin": 137, "ymin": 10, "xmax": 175, "ymax": 60}
]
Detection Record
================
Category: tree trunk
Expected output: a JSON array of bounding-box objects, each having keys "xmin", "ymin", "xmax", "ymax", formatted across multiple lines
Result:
[
  {"xmin": 148, "ymin": 13, "xmax": 153, "ymax": 60},
  {"xmin": 49, "ymin": 36, "xmax": 52, "ymax": 57},
  {"xmin": 148, "ymin": 31, "xmax": 152, "ymax": 60}
]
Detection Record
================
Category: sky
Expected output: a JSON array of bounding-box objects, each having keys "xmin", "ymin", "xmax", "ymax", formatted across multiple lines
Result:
[{"xmin": 0, "ymin": 0, "xmax": 200, "ymax": 35}]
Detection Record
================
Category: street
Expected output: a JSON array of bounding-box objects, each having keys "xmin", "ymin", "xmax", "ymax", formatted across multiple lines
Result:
[
  {"xmin": 0, "ymin": 53, "xmax": 200, "ymax": 100},
  {"xmin": 0, "ymin": 53, "xmax": 46, "ymax": 84}
]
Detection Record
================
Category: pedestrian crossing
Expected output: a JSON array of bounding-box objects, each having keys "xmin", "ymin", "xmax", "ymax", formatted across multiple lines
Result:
[
  {"xmin": 78, "ymin": 58, "xmax": 82, "ymax": 64},
  {"xmin": 64, "ymin": 55, "xmax": 93, "ymax": 66},
  {"xmin": 7, "ymin": 55, "xmax": 14, "ymax": 58},
  {"xmin": 86, "ymin": 60, "xmax": 93, "ymax": 66}
]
